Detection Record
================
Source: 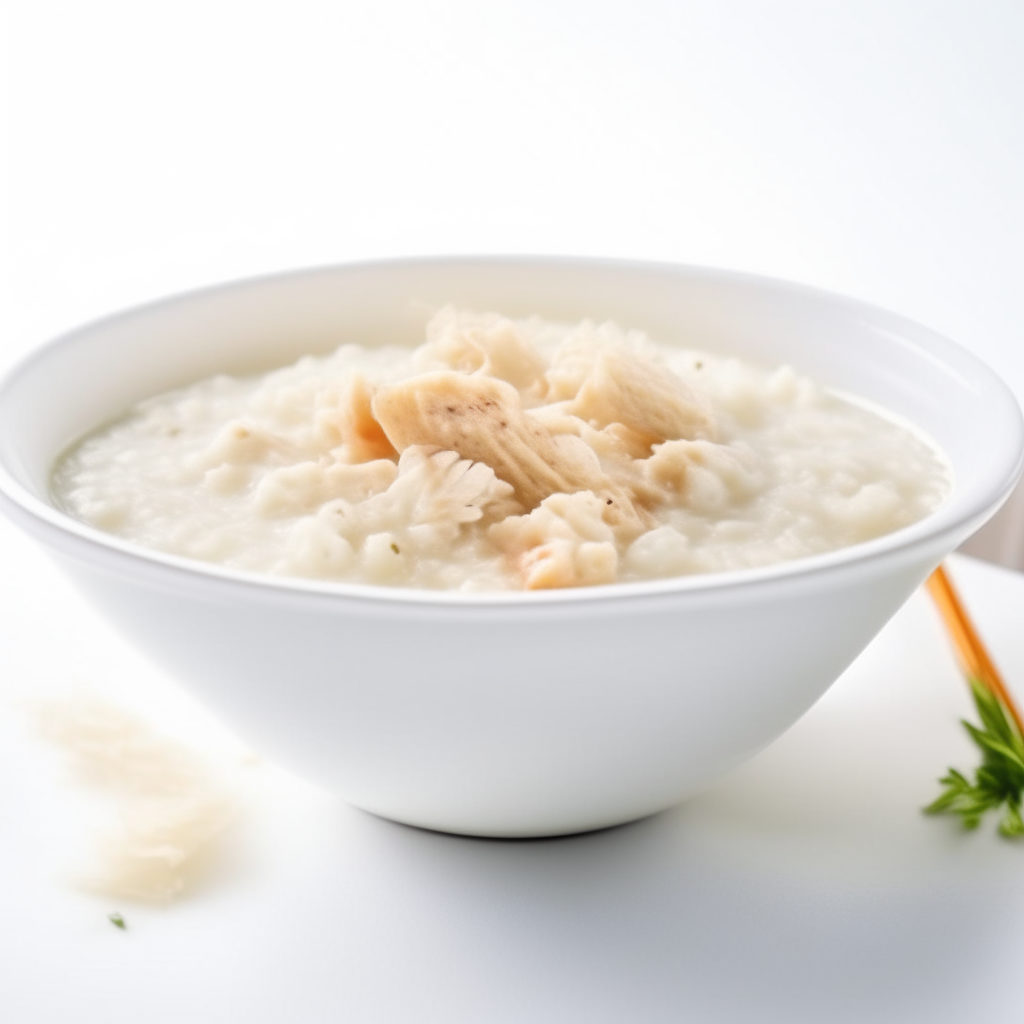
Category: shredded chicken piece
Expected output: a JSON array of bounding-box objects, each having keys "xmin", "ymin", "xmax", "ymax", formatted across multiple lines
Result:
[
  {"xmin": 418, "ymin": 306, "xmax": 548, "ymax": 393},
  {"xmin": 582, "ymin": 422, "xmax": 657, "ymax": 462},
  {"xmin": 542, "ymin": 320, "xmax": 655, "ymax": 402},
  {"xmin": 523, "ymin": 402, "xmax": 588, "ymax": 436},
  {"xmin": 490, "ymin": 491, "xmax": 620, "ymax": 589},
  {"xmin": 336, "ymin": 373, "xmax": 399, "ymax": 463},
  {"xmin": 518, "ymin": 539, "xmax": 618, "ymax": 589},
  {"xmin": 401, "ymin": 447, "xmax": 519, "ymax": 526},
  {"xmin": 295, "ymin": 446, "xmax": 519, "ymax": 572},
  {"xmin": 371, "ymin": 371, "xmax": 643, "ymax": 529},
  {"xmin": 568, "ymin": 348, "xmax": 716, "ymax": 449}
]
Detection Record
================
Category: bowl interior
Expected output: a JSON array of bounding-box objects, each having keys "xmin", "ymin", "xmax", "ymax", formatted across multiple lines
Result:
[{"xmin": 0, "ymin": 258, "xmax": 1021, "ymax": 554}]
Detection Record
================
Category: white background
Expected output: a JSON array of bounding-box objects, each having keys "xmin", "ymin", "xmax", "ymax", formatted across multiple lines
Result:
[
  {"xmin": 2, "ymin": 1, "xmax": 1023, "ymax": 395},
  {"xmin": 2, "ymin": 4, "xmax": 1024, "ymax": 1022}
]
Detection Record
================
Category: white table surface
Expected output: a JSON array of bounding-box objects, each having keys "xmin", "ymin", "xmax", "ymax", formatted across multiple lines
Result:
[
  {"xmin": 2, "ymin": 535, "xmax": 1023, "ymax": 1023},
  {"xmin": 2, "ymin": 3, "xmax": 1024, "ymax": 1021}
]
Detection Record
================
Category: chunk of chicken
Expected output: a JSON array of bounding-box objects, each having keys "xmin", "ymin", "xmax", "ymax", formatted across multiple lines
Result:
[
  {"xmin": 336, "ymin": 374, "xmax": 398, "ymax": 463},
  {"xmin": 567, "ymin": 349, "xmax": 716, "ymax": 449},
  {"xmin": 371, "ymin": 371, "xmax": 643, "ymax": 529},
  {"xmin": 400, "ymin": 447, "xmax": 519, "ymax": 527},
  {"xmin": 490, "ymin": 491, "xmax": 619, "ymax": 589},
  {"xmin": 419, "ymin": 307, "xmax": 548, "ymax": 393}
]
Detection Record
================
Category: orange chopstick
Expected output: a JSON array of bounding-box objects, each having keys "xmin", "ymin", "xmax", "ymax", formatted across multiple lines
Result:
[{"xmin": 925, "ymin": 564, "xmax": 1024, "ymax": 736}]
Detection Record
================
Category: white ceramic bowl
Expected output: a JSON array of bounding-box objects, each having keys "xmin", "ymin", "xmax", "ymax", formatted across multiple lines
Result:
[{"xmin": 0, "ymin": 258, "xmax": 1021, "ymax": 837}]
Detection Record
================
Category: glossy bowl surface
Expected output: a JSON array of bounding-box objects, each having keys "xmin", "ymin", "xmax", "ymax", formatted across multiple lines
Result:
[{"xmin": 0, "ymin": 257, "xmax": 1021, "ymax": 836}]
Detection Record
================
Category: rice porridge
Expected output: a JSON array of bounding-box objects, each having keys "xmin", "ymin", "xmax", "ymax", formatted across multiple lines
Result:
[{"xmin": 53, "ymin": 308, "xmax": 951, "ymax": 591}]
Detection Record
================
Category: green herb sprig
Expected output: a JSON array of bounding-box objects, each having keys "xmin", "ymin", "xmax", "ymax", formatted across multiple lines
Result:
[
  {"xmin": 925, "ymin": 565, "xmax": 1024, "ymax": 839},
  {"xmin": 925, "ymin": 678, "xmax": 1024, "ymax": 837}
]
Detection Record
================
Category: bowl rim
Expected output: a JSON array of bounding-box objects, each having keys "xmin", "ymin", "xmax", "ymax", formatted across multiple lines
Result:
[{"xmin": 0, "ymin": 253, "xmax": 1021, "ymax": 609}]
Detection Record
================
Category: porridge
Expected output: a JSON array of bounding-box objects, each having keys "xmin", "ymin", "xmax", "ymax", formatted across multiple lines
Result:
[{"xmin": 53, "ymin": 308, "xmax": 951, "ymax": 591}]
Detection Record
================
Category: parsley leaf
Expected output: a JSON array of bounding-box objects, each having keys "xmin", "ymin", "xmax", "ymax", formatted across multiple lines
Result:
[{"xmin": 925, "ymin": 678, "xmax": 1024, "ymax": 838}]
